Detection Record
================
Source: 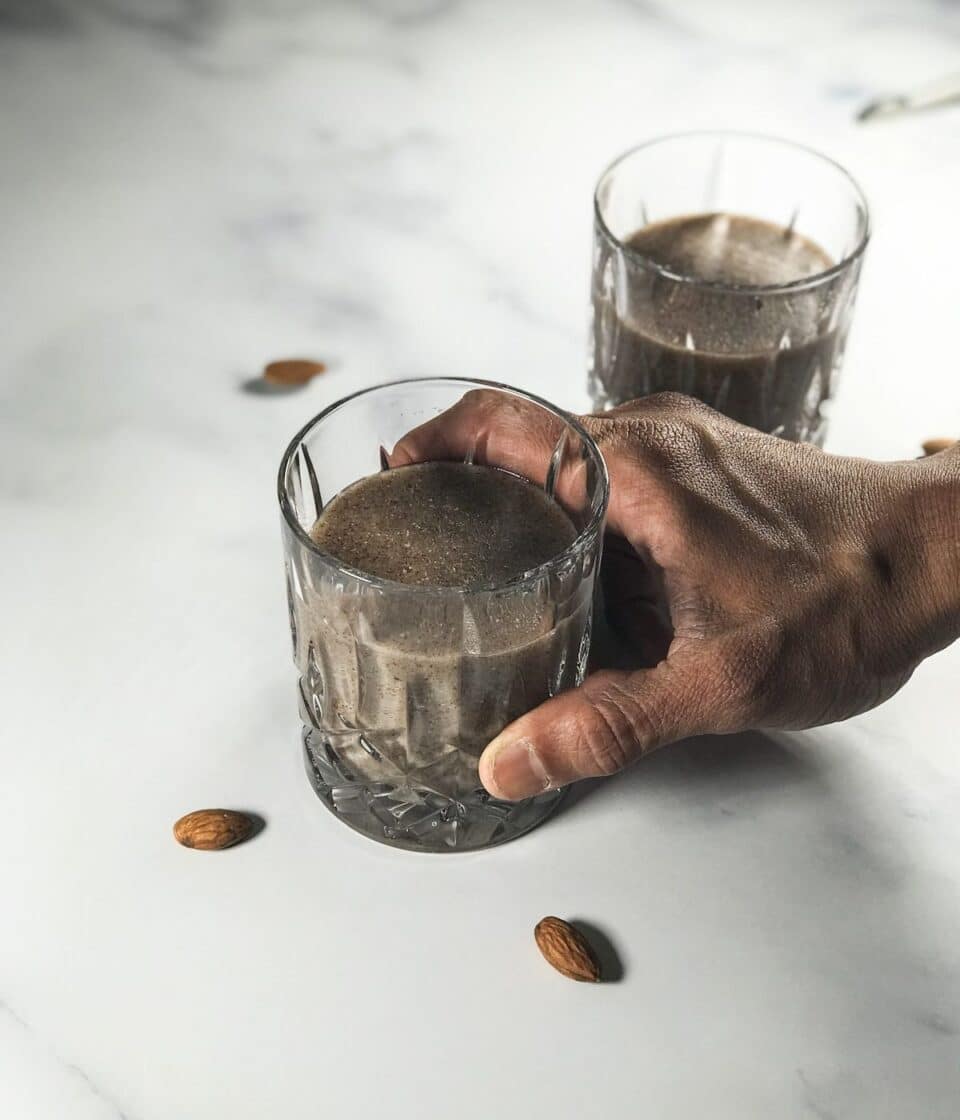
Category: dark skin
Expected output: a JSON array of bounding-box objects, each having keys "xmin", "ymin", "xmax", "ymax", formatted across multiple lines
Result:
[{"xmin": 392, "ymin": 391, "xmax": 960, "ymax": 801}]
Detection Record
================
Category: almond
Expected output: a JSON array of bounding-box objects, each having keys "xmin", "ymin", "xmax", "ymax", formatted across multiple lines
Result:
[
  {"xmin": 263, "ymin": 359, "xmax": 326, "ymax": 387},
  {"xmin": 922, "ymin": 437, "xmax": 957, "ymax": 456},
  {"xmin": 173, "ymin": 809, "xmax": 255, "ymax": 851},
  {"xmin": 534, "ymin": 916, "xmax": 601, "ymax": 982}
]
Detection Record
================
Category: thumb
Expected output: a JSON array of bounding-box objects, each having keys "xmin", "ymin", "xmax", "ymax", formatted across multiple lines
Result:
[{"xmin": 478, "ymin": 659, "xmax": 712, "ymax": 800}]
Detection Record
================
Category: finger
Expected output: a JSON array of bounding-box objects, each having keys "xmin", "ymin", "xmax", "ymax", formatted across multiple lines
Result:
[
  {"xmin": 390, "ymin": 388, "xmax": 605, "ymax": 528},
  {"xmin": 478, "ymin": 653, "xmax": 729, "ymax": 800},
  {"xmin": 389, "ymin": 388, "xmax": 561, "ymax": 483}
]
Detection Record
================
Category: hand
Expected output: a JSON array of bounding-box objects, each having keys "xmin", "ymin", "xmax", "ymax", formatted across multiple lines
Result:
[{"xmin": 393, "ymin": 391, "xmax": 960, "ymax": 801}]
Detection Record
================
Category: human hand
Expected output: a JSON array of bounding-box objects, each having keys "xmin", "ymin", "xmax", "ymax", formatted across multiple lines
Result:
[{"xmin": 392, "ymin": 391, "xmax": 960, "ymax": 800}]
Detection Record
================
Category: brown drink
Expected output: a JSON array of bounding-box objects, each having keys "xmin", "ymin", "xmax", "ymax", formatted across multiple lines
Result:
[
  {"xmin": 304, "ymin": 461, "xmax": 585, "ymax": 798},
  {"xmin": 590, "ymin": 211, "xmax": 842, "ymax": 440}
]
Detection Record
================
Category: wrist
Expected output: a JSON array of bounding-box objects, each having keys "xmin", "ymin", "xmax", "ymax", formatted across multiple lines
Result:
[{"xmin": 877, "ymin": 451, "xmax": 960, "ymax": 659}]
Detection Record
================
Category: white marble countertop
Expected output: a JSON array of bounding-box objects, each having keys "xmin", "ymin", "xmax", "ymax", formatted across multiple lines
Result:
[{"xmin": 3, "ymin": 2, "xmax": 959, "ymax": 1117}]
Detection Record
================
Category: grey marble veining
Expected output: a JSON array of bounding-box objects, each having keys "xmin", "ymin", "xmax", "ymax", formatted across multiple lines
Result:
[
  {"xmin": 1, "ymin": 999, "xmax": 134, "ymax": 1119},
  {"xmin": 2, "ymin": 1, "xmax": 959, "ymax": 1117}
]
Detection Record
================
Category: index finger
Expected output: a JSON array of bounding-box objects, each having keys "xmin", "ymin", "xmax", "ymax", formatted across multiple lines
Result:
[
  {"xmin": 389, "ymin": 388, "xmax": 560, "ymax": 482},
  {"xmin": 389, "ymin": 388, "xmax": 603, "ymax": 527}
]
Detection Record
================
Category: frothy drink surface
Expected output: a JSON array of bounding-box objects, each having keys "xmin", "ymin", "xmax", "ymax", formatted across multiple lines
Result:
[
  {"xmin": 311, "ymin": 461, "xmax": 576, "ymax": 587},
  {"xmin": 627, "ymin": 212, "xmax": 830, "ymax": 289},
  {"xmin": 591, "ymin": 211, "xmax": 841, "ymax": 441}
]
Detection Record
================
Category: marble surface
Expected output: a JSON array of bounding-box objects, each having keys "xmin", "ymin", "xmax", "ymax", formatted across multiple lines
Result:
[{"xmin": 2, "ymin": 1, "xmax": 960, "ymax": 1117}]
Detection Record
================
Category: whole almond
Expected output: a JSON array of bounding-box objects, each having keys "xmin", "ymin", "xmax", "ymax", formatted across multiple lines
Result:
[
  {"xmin": 173, "ymin": 809, "xmax": 255, "ymax": 851},
  {"xmin": 922, "ymin": 437, "xmax": 957, "ymax": 456},
  {"xmin": 534, "ymin": 916, "xmax": 601, "ymax": 982},
  {"xmin": 263, "ymin": 359, "xmax": 326, "ymax": 387}
]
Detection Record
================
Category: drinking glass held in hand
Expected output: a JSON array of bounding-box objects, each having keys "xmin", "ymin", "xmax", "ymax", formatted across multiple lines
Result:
[{"xmin": 278, "ymin": 378, "xmax": 608, "ymax": 853}]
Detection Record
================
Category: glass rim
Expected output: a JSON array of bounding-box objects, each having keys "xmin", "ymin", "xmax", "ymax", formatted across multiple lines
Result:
[
  {"xmin": 593, "ymin": 129, "xmax": 871, "ymax": 295},
  {"xmin": 277, "ymin": 376, "xmax": 610, "ymax": 596}
]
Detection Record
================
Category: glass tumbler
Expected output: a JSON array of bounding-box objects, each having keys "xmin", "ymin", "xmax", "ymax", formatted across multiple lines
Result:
[
  {"xmin": 278, "ymin": 378, "xmax": 608, "ymax": 852},
  {"xmin": 589, "ymin": 131, "xmax": 870, "ymax": 444}
]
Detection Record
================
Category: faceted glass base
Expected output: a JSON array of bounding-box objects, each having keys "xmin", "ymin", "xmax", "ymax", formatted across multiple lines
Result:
[{"xmin": 302, "ymin": 728, "xmax": 564, "ymax": 853}]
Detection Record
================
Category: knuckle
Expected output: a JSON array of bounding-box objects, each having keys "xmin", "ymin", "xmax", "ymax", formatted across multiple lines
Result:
[
  {"xmin": 645, "ymin": 417, "xmax": 702, "ymax": 459},
  {"xmin": 579, "ymin": 680, "xmax": 664, "ymax": 774},
  {"xmin": 578, "ymin": 414, "xmax": 611, "ymax": 444},
  {"xmin": 581, "ymin": 405, "xmax": 716, "ymax": 480},
  {"xmin": 579, "ymin": 699, "xmax": 634, "ymax": 775},
  {"xmin": 461, "ymin": 388, "xmax": 505, "ymax": 416},
  {"xmin": 643, "ymin": 391, "xmax": 712, "ymax": 415},
  {"xmin": 627, "ymin": 417, "xmax": 708, "ymax": 484}
]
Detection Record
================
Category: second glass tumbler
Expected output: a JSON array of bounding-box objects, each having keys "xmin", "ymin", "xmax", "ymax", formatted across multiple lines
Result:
[{"xmin": 589, "ymin": 131, "xmax": 870, "ymax": 444}]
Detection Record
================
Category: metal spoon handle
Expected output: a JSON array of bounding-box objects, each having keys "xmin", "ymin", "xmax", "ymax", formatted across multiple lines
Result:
[{"xmin": 858, "ymin": 72, "xmax": 960, "ymax": 122}]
